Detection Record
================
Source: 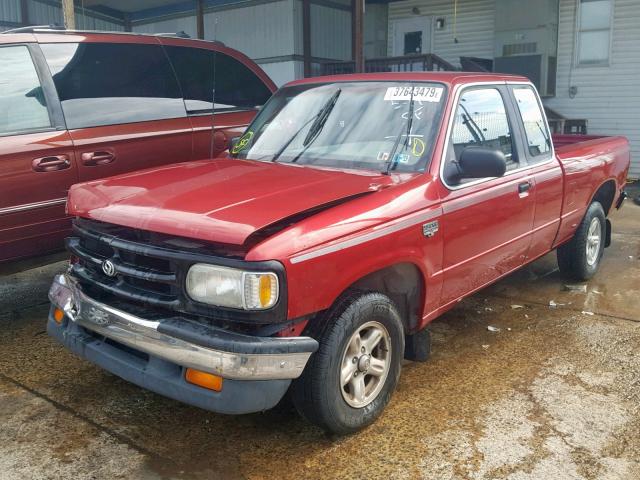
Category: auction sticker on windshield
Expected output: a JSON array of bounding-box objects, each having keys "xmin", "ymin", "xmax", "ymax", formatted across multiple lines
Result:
[{"xmin": 384, "ymin": 86, "xmax": 443, "ymax": 103}]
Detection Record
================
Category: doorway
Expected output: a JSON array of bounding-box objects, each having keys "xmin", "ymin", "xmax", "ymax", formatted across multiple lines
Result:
[{"xmin": 392, "ymin": 16, "xmax": 432, "ymax": 56}]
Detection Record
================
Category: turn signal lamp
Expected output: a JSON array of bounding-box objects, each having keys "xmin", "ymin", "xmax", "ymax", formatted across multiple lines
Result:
[
  {"xmin": 244, "ymin": 272, "xmax": 278, "ymax": 310},
  {"xmin": 53, "ymin": 308, "xmax": 65, "ymax": 324},
  {"xmin": 185, "ymin": 368, "xmax": 223, "ymax": 392},
  {"xmin": 185, "ymin": 264, "xmax": 279, "ymax": 310}
]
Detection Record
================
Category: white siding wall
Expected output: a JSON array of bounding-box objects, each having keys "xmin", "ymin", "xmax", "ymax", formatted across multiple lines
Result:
[
  {"xmin": 387, "ymin": 0, "xmax": 495, "ymax": 66},
  {"xmin": 544, "ymin": 0, "xmax": 640, "ymax": 178}
]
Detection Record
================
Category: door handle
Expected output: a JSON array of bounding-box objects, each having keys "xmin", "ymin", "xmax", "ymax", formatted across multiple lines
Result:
[
  {"xmin": 81, "ymin": 151, "xmax": 115, "ymax": 166},
  {"xmin": 32, "ymin": 155, "xmax": 71, "ymax": 172},
  {"xmin": 518, "ymin": 181, "xmax": 532, "ymax": 197}
]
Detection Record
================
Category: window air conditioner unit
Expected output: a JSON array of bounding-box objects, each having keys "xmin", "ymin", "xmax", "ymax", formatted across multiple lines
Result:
[{"xmin": 494, "ymin": 54, "xmax": 557, "ymax": 97}]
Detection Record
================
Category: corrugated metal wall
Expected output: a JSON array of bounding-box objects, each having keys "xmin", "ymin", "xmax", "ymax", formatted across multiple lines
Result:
[
  {"xmin": 131, "ymin": 2, "xmax": 293, "ymax": 59},
  {"xmin": 544, "ymin": 0, "xmax": 640, "ymax": 178},
  {"xmin": 387, "ymin": 0, "xmax": 495, "ymax": 65},
  {"xmin": 132, "ymin": 15, "xmax": 197, "ymax": 38},
  {"xmin": 27, "ymin": 0, "xmax": 62, "ymax": 25},
  {"xmin": 0, "ymin": 0, "xmax": 21, "ymax": 24},
  {"xmin": 132, "ymin": 0, "xmax": 295, "ymax": 59},
  {"xmin": 0, "ymin": 0, "xmax": 123, "ymax": 31},
  {"xmin": 75, "ymin": 11, "xmax": 124, "ymax": 31},
  {"xmin": 203, "ymin": 0, "xmax": 298, "ymax": 86},
  {"xmin": 364, "ymin": 3, "xmax": 388, "ymax": 58},
  {"xmin": 309, "ymin": 2, "xmax": 351, "ymax": 60},
  {"xmin": 203, "ymin": 0, "xmax": 295, "ymax": 59},
  {"xmin": 131, "ymin": 0, "xmax": 350, "ymax": 86},
  {"xmin": 260, "ymin": 60, "xmax": 303, "ymax": 86},
  {"xmin": 130, "ymin": 0, "xmax": 299, "ymax": 86}
]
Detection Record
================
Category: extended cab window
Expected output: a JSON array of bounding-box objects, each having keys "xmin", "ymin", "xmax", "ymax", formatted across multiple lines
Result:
[
  {"xmin": 164, "ymin": 46, "xmax": 272, "ymax": 114},
  {"xmin": 512, "ymin": 86, "xmax": 552, "ymax": 160},
  {"xmin": 0, "ymin": 46, "xmax": 51, "ymax": 136},
  {"xmin": 444, "ymin": 88, "xmax": 516, "ymax": 184},
  {"xmin": 40, "ymin": 42, "xmax": 186, "ymax": 129}
]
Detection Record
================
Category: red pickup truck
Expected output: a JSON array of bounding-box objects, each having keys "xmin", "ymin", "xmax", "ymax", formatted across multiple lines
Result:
[{"xmin": 48, "ymin": 73, "xmax": 629, "ymax": 434}]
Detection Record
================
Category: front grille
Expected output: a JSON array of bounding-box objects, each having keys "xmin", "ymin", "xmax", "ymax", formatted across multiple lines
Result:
[
  {"xmin": 68, "ymin": 221, "xmax": 180, "ymax": 308},
  {"xmin": 66, "ymin": 218, "xmax": 287, "ymax": 325}
]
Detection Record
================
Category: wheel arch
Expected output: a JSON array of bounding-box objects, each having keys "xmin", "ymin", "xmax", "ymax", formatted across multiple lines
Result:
[
  {"xmin": 590, "ymin": 178, "xmax": 617, "ymax": 215},
  {"xmin": 345, "ymin": 262, "xmax": 426, "ymax": 334}
]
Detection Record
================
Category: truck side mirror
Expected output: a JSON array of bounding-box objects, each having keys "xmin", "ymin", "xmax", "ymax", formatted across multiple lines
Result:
[{"xmin": 458, "ymin": 146, "xmax": 507, "ymax": 179}]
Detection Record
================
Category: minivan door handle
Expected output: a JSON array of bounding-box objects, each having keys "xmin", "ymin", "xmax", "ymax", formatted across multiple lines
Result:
[
  {"xmin": 81, "ymin": 151, "xmax": 115, "ymax": 166},
  {"xmin": 32, "ymin": 155, "xmax": 71, "ymax": 172}
]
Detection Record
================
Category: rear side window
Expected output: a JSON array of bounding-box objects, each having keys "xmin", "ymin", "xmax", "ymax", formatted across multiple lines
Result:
[
  {"xmin": 41, "ymin": 42, "xmax": 186, "ymax": 129},
  {"xmin": 512, "ymin": 86, "xmax": 552, "ymax": 159},
  {"xmin": 0, "ymin": 46, "xmax": 51, "ymax": 136},
  {"xmin": 449, "ymin": 88, "xmax": 517, "ymax": 170},
  {"xmin": 164, "ymin": 46, "xmax": 272, "ymax": 114}
]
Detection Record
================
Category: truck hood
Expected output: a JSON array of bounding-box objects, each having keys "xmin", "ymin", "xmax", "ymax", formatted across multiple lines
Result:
[{"xmin": 67, "ymin": 158, "xmax": 394, "ymax": 246}]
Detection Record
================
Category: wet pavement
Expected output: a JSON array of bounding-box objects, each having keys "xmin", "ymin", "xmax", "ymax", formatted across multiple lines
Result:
[{"xmin": 0, "ymin": 196, "xmax": 638, "ymax": 480}]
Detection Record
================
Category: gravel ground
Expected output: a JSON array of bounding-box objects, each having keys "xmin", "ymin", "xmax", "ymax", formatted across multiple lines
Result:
[{"xmin": 0, "ymin": 195, "xmax": 638, "ymax": 480}]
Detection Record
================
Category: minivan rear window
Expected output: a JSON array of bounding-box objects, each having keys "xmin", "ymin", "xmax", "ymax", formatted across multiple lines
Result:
[
  {"xmin": 0, "ymin": 45, "xmax": 51, "ymax": 136},
  {"xmin": 41, "ymin": 42, "xmax": 186, "ymax": 129},
  {"xmin": 164, "ymin": 46, "xmax": 272, "ymax": 114}
]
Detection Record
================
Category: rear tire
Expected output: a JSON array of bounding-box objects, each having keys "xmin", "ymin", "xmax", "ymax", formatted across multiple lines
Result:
[
  {"xmin": 291, "ymin": 291, "xmax": 404, "ymax": 434},
  {"xmin": 557, "ymin": 201, "xmax": 606, "ymax": 281}
]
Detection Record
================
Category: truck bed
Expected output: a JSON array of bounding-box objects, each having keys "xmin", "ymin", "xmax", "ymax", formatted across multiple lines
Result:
[
  {"xmin": 552, "ymin": 134, "xmax": 611, "ymax": 149},
  {"xmin": 551, "ymin": 133, "xmax": 630, "ymax": 248}
]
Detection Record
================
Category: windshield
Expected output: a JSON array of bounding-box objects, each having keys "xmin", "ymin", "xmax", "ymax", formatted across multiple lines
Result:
[{"xmin": 231, "ymin": 81, "xmax": 447, "ymax": 173}]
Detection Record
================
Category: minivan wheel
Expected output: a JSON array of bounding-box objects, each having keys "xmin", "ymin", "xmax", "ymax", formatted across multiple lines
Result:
[
  {"xmin": 291, "ymin": 291, "xmax": 404, "ymax": 434},
  {"xmin": 557, "ymin": 201, "xmax": 606, "ymax": 281}
]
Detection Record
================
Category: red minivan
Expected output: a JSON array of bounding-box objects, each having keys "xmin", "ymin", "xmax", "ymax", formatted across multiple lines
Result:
[{"xmin": 0, "ymin": 28, "xmax": 276, "ymax": 263}]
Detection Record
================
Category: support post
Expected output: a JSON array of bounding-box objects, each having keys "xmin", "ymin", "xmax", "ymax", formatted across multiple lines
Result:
[
  {"xmin": 123, "ymin": 13, "xmax": 132, "ymax": 32},
  {"xmin": 352, "ymin": 0, "xmax": 364, "ymax": 73},
  {"xmin": 196, "ymin": 0, "xmax": 205, "ymax": 39},
  {"xmin": 303, "ymin": 0, "xmax": 311, "ymax": 77},
  {"xmin": 20, "ymin": 0, "xmax": 29, "ymax": 26},
  {"xmin": 62, "ymin": 0, "xmax": 75, "ymax": 30}
]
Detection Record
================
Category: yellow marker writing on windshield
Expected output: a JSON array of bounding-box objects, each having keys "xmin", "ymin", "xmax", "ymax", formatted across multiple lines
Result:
[
  {"xmin": 411, "ymin": 138, "xmax": 426, "ymax": 157},
  {"xmin": 232, "ymin": 131, "xmax": 254, "ymax": 155}
]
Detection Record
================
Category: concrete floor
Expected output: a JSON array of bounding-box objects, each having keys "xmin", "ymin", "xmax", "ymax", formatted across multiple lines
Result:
[{"xmin": 0, "ymin": 196, "xmax": 638, "ymax": 480}]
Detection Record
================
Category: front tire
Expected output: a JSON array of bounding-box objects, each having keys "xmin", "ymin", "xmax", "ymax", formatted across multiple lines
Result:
[
  {"xmin": 291, "ymin": 291, "xmax": 404, "ymax": 434},
  {"xmin": 557, "ymin": 201, "xmax": 606, "ymax": 281}
]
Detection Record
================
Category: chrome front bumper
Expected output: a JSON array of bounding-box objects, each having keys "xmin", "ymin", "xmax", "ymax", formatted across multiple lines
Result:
[{"xmin": 48, "ymin": 274, "xmax": 317, "ymax": 381}]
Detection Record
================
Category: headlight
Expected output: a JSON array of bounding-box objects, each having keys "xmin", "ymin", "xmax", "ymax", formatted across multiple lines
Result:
[{"xmin": 185, "ymin": 264, "xmax": 279, "ymax": 310}]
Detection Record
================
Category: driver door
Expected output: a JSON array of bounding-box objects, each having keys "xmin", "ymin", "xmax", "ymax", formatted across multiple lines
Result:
[{"xmin": 438, "ymin": 86, "xmax": 536, "ymax": 306}]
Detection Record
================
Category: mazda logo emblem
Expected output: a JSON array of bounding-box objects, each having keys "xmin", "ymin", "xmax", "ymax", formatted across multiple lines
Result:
[
  {"xmin": 102, "ymin": 259, "xmax": 117, "ymax": 277},
  {"xmin": 86, "ymin": 306, "xmax": 110, "ymax": 326}
]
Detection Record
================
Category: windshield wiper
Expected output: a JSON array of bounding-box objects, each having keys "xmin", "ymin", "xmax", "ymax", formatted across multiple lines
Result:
[
  {"xmin": 535, "ymin": 121, "xmax": 552, "ymax": 149},
  {"xmin": 459, "ymin": 103, "xmax": 485, "ymax": 143},
  {"xmin": 271, "ymin": 88, "xmax": 341, "ymax": 163},
  {"xmin": 302, "ymin": 89, "xmax": 341, "ymax": 147},
  {"xmin": 384, "ymin": 86, "xmax": 415, "ymax": 174}
]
